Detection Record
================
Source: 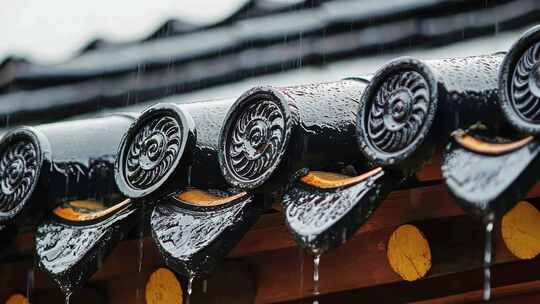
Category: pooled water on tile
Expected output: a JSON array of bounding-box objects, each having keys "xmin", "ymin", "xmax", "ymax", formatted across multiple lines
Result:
[
  {"xmin": 483, "ymin": 214, "xmax": 494, "ymax": 302},
  {"xmin": 35, "ymin": 206, "xmax": 136, "ymax": 299},
  {"xmin": 36, "ymin": 223, "xmax": 101, "ymax": 290},
  {"xmin": 284, "ymin": 172, "xmax": 384, "ymax": 250},
  {"xmin": 151, "ymin": 199, "xmax": 250, "ymax": 276}
]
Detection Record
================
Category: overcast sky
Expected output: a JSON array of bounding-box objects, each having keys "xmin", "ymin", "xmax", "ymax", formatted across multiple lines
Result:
[{"xmin": 0, "ymin": 0, "xmax": 247, "ymax": 63}]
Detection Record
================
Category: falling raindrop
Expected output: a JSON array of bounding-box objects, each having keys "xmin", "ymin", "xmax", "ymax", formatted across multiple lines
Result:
[
  {"xmin": 202, "ymin": 279, "xmax": 208, "ymax": 294},
  {"xmin": 187, "ymin": 165, "xmax": 193, "ymax": 186},
  {"xmin": 299, "ymin": 249, "xmax": 304, "ymax": 298},
  {"xmin": 341, "ymin": 227, "xmax": 347, "ymax": 245},
  {"xmin": 26, "ymin": 269, "xmax": 34, "ymax": 304},
  {"xmin": 96, "ymin": 250, "xmax": 104, "ymax": 271},
  {"xmin": 138, "ymin": 227, "xmax": 144, "ymax": 273},
  {"xmin": 494, "ymin": 7, "xmax": 499, "ymax": 36},
  {"xmin": 65, "ymin": 173, "xmax": 70, "ymax": 199},
  {"xmin": 313, "ymin": 254, "xmax": 321, "ymax": 304},
  {"xmin": 483, "ymin": 213, "xmax": 495, "ymax": 302},
  {"xmin": 136, "ymin": 223, "xmax": 144, "ymax": 301}
]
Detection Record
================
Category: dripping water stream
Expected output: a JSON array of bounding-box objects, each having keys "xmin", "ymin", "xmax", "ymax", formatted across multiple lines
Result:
[
  {"xmin": 185, "ymin": 273, "xmax": 194, "ymax": 304},
  {"xmin": 313, "ymin": 254, "xmax": 321, "ymax": 304},
  {"xmin": 60, "ymin": 276, "xmax": 73, "ymax": 304},
  {"xmin": 64, "ymin": 291, "xmax": 72, "ymax": 304},
  {"xmin": 483, "ymin": 213, "xmax": 494, "ymax": 302},
  {"xmin": 59, "ymin": 275, "xmax": 72, "ymax": 304}
]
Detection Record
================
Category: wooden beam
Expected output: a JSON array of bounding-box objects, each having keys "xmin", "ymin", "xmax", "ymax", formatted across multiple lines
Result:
[
  {"xmin": 414, "ymin": 280, "xmax": 540, "ymax": 304},
  {"xmin": 2, "ymin": 160, "xmax": 540, "ymax": 303},
  {"xmin": 274, "ymin": 258, "xmax": 540, "ymax": 304},
  {"xmin": 415, "ymin": 153, "xmax": 443, "ymax": 182},
  {"xmin": 248, "ymin": 213, "xmax": 531, "ymax": 303}
]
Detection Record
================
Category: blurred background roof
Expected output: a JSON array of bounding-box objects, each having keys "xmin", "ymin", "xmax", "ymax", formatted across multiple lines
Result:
[
  {"xmin": 1, "ymin": 0, "xmax": 539, "ymax": 133},
  {"xmin": 0, "ymin": 0, "xmax": 248, "ymax": 62}
]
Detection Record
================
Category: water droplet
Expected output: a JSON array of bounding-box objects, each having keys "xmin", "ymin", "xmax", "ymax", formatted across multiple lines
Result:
[{"xmin": 202, "ymin": 279, "xmax": 208, "ymax": 294}]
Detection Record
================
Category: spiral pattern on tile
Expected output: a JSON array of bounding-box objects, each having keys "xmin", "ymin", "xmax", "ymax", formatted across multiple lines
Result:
[
  {"xmin": 0, "ymin": 140, "xmax": 39, "ymax": 212},
  {"xmin": 510, "ymin": 41, "xmax": 540, "ymax": 123},
  {"xmin": 224, "ymin": 99, "xmax": 286, "ymax": 183},
  {"xmin": 367, "ymin": 71, "xmax": 430, "ymax": 153},
  {"xmin": 125, "ymin": 115, "xmax": 182, "ymax": 189}
]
